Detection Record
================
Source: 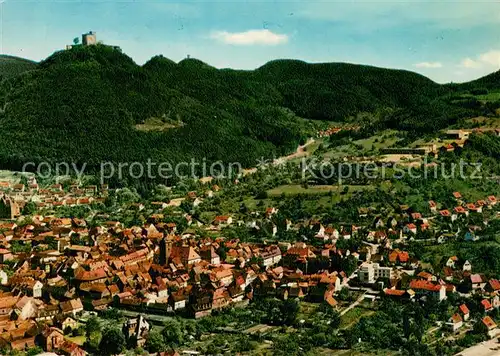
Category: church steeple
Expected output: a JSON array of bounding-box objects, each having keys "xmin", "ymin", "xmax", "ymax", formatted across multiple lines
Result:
[{"xmin": 159, "ymin": 236, "xmax": 172, "ymax": 265}]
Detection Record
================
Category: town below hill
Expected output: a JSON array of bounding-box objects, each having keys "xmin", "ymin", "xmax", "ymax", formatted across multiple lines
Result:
[{"xmin": 0, "ymin": 125, "xmax": 499, "ymax": 355}]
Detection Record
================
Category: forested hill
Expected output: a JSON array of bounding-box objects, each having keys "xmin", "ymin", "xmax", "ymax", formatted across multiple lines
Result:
[
  {"xmin": 0, "ymin": 45, "xmax": 497, "ymax": 175},
  {"xmin": 0, "ymin": 55, "xmax": 37, "ymax": 79},
  {"xmin": 451, "ymin": 69, "xmax": 500, "ymax": 90}
]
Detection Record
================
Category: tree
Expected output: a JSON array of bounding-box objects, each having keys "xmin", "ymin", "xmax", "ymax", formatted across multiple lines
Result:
[
  {"xmin": 272, "ymin": 334, "xmax": 301, "ymax": 356},
  {"xmin": 26, "ymin": 347, "xmax": 43, "ymax": 356},
  {"xmin": 232, "ymin": 335, "xmax": 255, "ymax": 353},
  {"xmin": 337, "ymin": 288, "xmax": 352, "ymax": 302},
  {"xmin": 72, "ymin": 325, "xmax": 85, "ymax": 337},
  {"xmin": 282, "ymin": 299, "xmax": 300, "ymax": 325},
  {"xmin": 73, "ymin": 37, "xmax": 80, "ymax": 45},
  {"xmin": 101, "ymin": 308, "xmax": 123, "ymax": 320},
  {"xmin": 256, "ymin": 191, "xmax": 268, "ymax": 199},
  {"xmin": 86, "ymin": 331, "xmax": 102, "ymax": 353},
  {"xmin": 99, "ymin": 327, "xmax": 126, "ymax": 355},
  {"xmin": 64, "ymin": 326, "xmax": 72, "ymax": 335},
  {"xmin": 145, "ymin": 330, "xmax": 166, "ymax": 353},
  {"xmin": 134, "ymin": 347, "xmax": 147, "ymax": 355},
  {"xmin": 217, "ymin": 245, "xmax": 227, "ymax": 261},
  {"xmin": 329, "ymin": 310, "xmax": 341, "ymax": 329},
  {"xmin": 340, "ymin": 255, "xmax": 358, "ymax": 276},
  {"xmin": 161, "ymin": 319, "xmax": 184, "ymax": 346},
  {"xmin": 473, "ymin": 319, "xmax": 489, "ymax": 336},
  {"xmin": 86, "ymin": 316, "xmax": 101, "ymax": 336},
  {"xmin": 22, "ymin": 202, "xmax": 36, "ymax": 215}
]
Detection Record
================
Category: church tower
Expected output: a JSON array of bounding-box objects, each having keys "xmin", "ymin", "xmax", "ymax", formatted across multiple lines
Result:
[{"xmin": 159, "ymin": 236, "xmax": 172, "ymax": 265}]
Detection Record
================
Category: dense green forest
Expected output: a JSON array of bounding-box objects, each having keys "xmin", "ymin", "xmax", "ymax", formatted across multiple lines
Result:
[
  {"xmin": 0, "ymin": 44, "xmax": 498, "ymax": 176},
  {"xmin": 0, "ymin": 55, "xmax": 37, "ymax": 80}
]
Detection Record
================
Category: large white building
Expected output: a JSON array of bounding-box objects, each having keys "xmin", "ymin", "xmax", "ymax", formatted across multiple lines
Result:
[{"xmin": 358, "ymin": 262, "xmax": 394, "ymax": 284}]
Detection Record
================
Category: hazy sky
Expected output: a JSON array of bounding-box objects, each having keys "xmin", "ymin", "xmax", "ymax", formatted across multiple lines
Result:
[{"xmin": 1, "ymin": 0, "xmax": 499, "ymax": 83}]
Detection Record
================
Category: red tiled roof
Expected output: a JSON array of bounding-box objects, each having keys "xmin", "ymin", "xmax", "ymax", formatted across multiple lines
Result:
[
  {"xmin": 417, "ymin": 271, "xmax": 433, "ymax": 280},
  {"xmin": 384, "ymin": 289, "xmax": 406, "ymax": 296},
  {"xmin": 459, "ymin": 304, "xmax": 469, "ymax": 315},
  {"xmin": 488, "ymin": 279, "xmax": 500, "ymax": 291},
  {"xmin": 482, "ymin": 316, "xmax": 497, "ymax": 329},
  {"xmin": 481, "ymin": 299, "xmax": 493, "ymax": 310},
  {"xmin": 470, "ymin": 274, "xmax": 483, "ymax": 284},
  {"xmin": 389, "ymin": 250, "xmax": 409, "ymax": 263},
  {"xmin": 60, "ymin": 298, "xmax": 83, "ymax": 313},
  {"xmin": 450, "ymin": 313, "xmax": 462, "ymax": 323},
  {"xmin": 445, "ymin": 284, "xmax": 456, "ymax": 293},
  {"xmin": 75, "ymin": 268, "xmax": 107, "ymax": 281},
  {"xmin": 440, "ymin": 210, "xmax": 451, "ymax": 217},
  {"xmin": 286, "ymin": 247, "xmax": 315, "ymax": 258},
  {"xmin": 388, "ymin": 251, "xmax": 398, "ymax": 263},
  {"xmin": 409, "ymin": 279, "xmax": 442, "ymax": 292},
  {"xmin": 398, "ymin": 251, "xmax": 409, "ymax": 262}
]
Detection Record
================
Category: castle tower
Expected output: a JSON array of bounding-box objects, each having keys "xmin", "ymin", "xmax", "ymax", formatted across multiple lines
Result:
[
  {"xmin": 82, "ymin": 31, "xmax": 97, "ymax": 46},
  {"xmin": 159, "ymin": 236, "xmax": 173, "ymax": 265}
]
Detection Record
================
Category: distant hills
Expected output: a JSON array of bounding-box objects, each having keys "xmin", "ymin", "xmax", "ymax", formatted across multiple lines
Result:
[
  {"xmin": 0, "ymin": 55, "xmax": 37, "ymax": 79},
  {"xmin": 0, "ymin": 45, "xmax": 498, "ymax": 180},
  {"xmin": 452, "ymin": 69, "xmax": 500, "ymax": 90}
]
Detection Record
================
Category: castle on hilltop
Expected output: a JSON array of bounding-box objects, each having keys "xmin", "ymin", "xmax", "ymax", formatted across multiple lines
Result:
[
  {"xmin": 82, "ymin": 31, "xmax": 97, "ymax": 46},
  {"xmin": 66, "ymin": 31, "xmax": 121, "ymax": 52}
]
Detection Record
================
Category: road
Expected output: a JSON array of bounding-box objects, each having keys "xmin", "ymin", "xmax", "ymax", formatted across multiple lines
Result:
[
  {"xmin": 119, "ymin": 309, "xmax": 174, "ymax": 325},
  {"xmin": 455, "ymin": 338, "xmax": 499, "ymax": 356},
  {"xmin": 273, "ymin": 138, "xmax": 315, "ymax": 165}
]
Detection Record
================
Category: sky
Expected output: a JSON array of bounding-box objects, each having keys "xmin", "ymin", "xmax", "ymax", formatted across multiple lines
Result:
[{"xmin": 1, "ymin": 0, "xmax": 499, "ymax": 83}]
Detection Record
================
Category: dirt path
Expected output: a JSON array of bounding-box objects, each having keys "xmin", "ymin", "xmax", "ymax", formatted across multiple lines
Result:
[
  {"xmin": 273, "ymin": 138, "xmax": 315, "ymax": 165},
  {"xmin": 340, "ymin": 293, "xmax": 366, "ymax": 316}
]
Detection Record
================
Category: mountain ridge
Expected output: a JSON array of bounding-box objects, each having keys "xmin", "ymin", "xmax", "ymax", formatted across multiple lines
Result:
[{"xmin": 0, "ymin": 45, "xmax": 498, "ymax": 180}]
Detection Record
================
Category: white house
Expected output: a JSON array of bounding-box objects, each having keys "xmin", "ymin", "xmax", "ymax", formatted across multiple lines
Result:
[
  {"xmin": 403, "ymin": 223, "xmax": 417, "ymax": 235},
  {"xmin": 358, "ymin": 262, "xmax": 394, "ymax": 284},
  {"xmin": 463, "ymin": 260, "xmax": 472, "ymax": 272},
  {"xmin": 33, "ymin": 281, "xmax": 43, "ymax": 298},
  {"xmin": 447, "ymin": 313, "xmax": 463, "ymax": 332},
  {"xmin": 0, "ymin": 269, "xmax": 8, "ymax": 285},
  {"xmin": 445, "ymin": 256, "xmax": 458, "ymax": 269}
]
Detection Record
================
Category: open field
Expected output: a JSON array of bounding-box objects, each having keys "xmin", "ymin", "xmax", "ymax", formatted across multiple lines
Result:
[
  {"xmin": 135, "ymin": 117, "xmax": 184, "ymax": 131},
  {"xmin": 267, "ymin": 184, "xmax": 337, "ymax": 196},
  {"xmin": 0, "ymin": 170, "xmax": 25, "ymax": 183},
  {"xmin": 340, "ymin": 307, "xmax": 375, "ymax": 329},
  {"xmin": 321, "ymin": 130, "xmax": 401, "ymax": 160},
  {"xmin": 476, "ymin": 92, "xmax": 500, "ymax": 102},
  {"xmin": 65, "ymin": 335, "xmax": 86, "ymax": 345},
  {"xmin": 267, "ymin": 184, "xmax": 373, "ymax": 197},
  {"xmin": 464, "ymin": 116, "xmax": 500, "ymax": 128},
  {"xmin": 352, "ymin": 130, "xmax": 400, "ymax": 151},
  {"xmin": 297, "ymin": 301, "xmax": 320, "ymax": 320}
]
